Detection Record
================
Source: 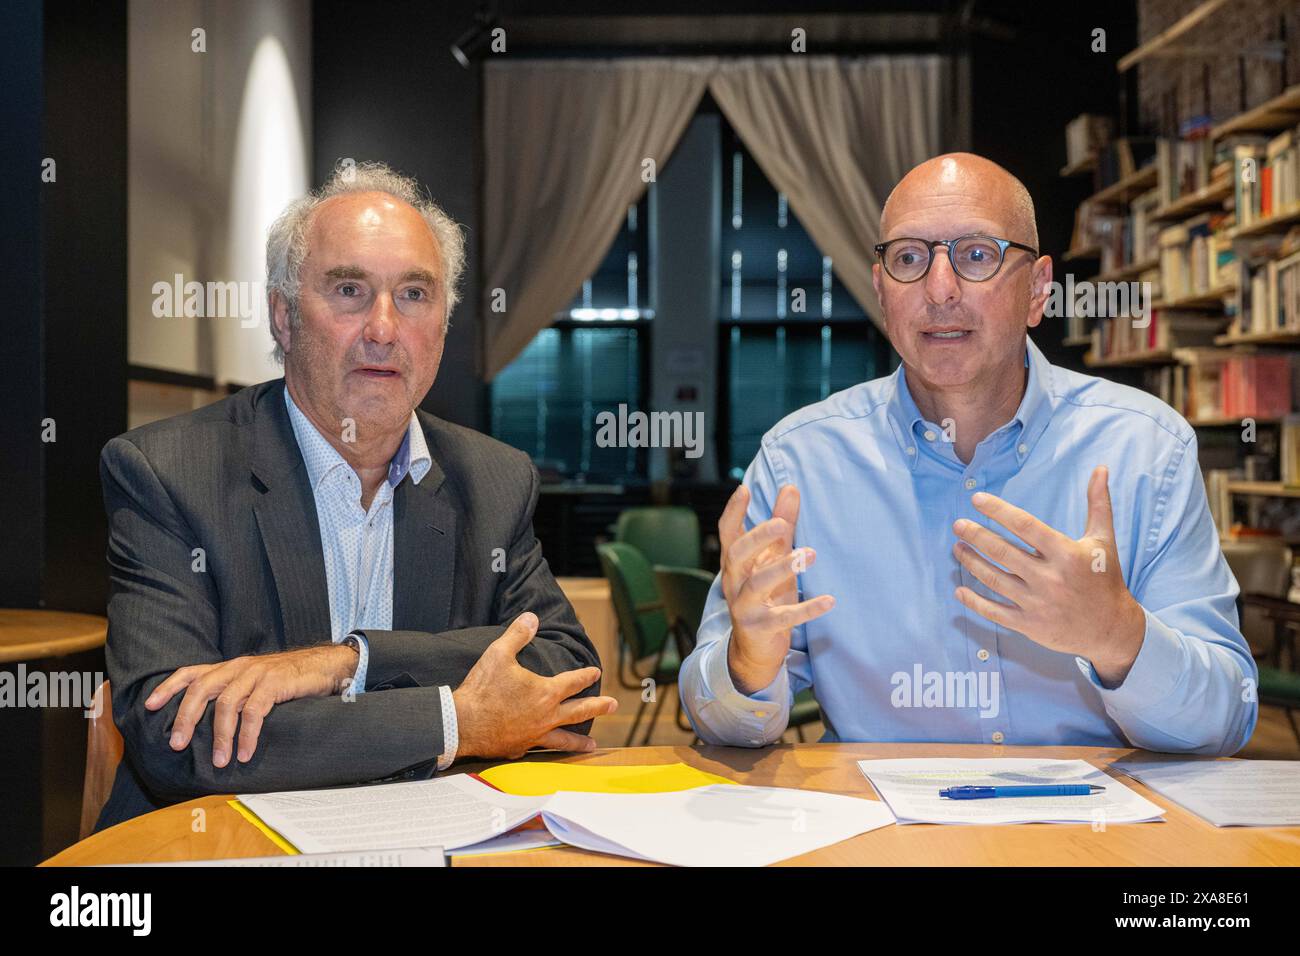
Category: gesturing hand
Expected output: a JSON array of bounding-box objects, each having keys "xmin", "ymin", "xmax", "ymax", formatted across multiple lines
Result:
[
  {"xmin": 452, "ymin": 612, "xmax": 619, "ymax": 760},
  {"xmin": 146, "ymin": 642, "xmax": 360, "ymax": 768},
  {"xmin": 719, "ymin": 483, "xmax": 835, "ymax": 695},
  {"xmin": 952, "ymin": 464, "xmax": 1146, "ymax": 686}
]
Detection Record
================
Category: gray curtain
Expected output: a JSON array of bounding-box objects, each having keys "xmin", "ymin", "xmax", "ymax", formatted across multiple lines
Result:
[
  {"xmin": 481, "ymin": 55, "xmax": 947, "ymax": 378},
  {"xmin": 708, "ymin": 56, "xmax": 947, "ymax": 329},
  {"xmin": 482, "ymin": 59, "xmax": 712, "ymax": 379}
]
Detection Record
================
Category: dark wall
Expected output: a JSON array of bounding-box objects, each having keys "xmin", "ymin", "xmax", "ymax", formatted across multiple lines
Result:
[
  {"xmin": 0, "ymin": 0, "xmax": 126, "ymax": 866},
  {"xmin": 969, "ymin": 1, "xmax": 1138, "ymax": 371},
  {"xmin": 312, "ymin": 0, "xmax": 487, "ymax": 430},
  {"xmin": 0, "ymin": 0, "xmax": 127, "ymax": 615}
]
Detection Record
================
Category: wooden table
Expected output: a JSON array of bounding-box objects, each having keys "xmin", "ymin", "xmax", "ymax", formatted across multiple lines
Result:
[
  {"xmin": 42, "ymin": 743, "xmax": 1300, "ymax": 866},
  {"xmin": 0, "ymin": 609, "xmax": 107, "ymax": 663}
]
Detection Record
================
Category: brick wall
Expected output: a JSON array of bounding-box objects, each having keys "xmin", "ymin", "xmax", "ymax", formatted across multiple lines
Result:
[{"xmin": 1137, "ymin": 0, "xmax": 1300, "ymax": 134}]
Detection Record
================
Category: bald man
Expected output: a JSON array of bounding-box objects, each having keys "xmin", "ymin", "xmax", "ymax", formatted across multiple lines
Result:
[{"xmin": 679, "ymin": 153, "xmax": 1257, "ymax": 755}]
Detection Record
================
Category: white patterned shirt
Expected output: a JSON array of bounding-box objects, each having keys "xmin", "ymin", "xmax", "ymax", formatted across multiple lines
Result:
[{"xmin": 284, "ymin": 388, "xmax": 458, "ymax": 770}]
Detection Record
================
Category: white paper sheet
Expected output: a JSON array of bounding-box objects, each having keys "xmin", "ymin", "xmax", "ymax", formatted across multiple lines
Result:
[
  {"xmin": 239, "ymin": 774, "xmax": 896, "ymax": 866},
  {"xmin": 538, "ymin": 784, "xmax": 896, "ymax": 867},
  {"xmin": 238, "ymin": 774, "xmax": 548, "ymax": 853},
  {"xmin": 449, "ymin": 828, "xmax": 563, "ymax": 857},
  {"xmin": 1112, "ymin": 757, "xmax": 1300, "ymax": 826},
  {"xmin": 113, "ymin": 847, "xmax": 446, "ymax": 867},
  {"xmin": 857, "ymin": 758, "xmax": 1165, "ymax": 825}
]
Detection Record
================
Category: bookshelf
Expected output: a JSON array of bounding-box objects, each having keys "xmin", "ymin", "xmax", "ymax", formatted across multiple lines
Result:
[
  {"xmin": 1082, "ymin": 349, "xmax": 1176, "ymax": 368},
  {"xmin": 1060, "ymin": 13, "xmax": 1300, "ymax": 541},
  {"xmin": 1231, "ymin": 207, "xmax": 1300, "ymax": 241},
  {"xmin": 1226, "ymin": 481, "xmax": 1300, "ymax": 500},
  {"xmin": 1091, "ymin": 164, "xmax": 1159, "ymax": 206}
]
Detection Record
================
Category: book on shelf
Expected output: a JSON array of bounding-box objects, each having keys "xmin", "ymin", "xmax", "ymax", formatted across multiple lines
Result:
[
  {"xmin": 1264, "ymin": 126, "xmax": 1300, "ymax": 220},
  {"xmin": 1233, "ymin": 240, "xmax": 1300, "ymax": 336},
  {"xmin": 1158, "ymin": 211, "xmax": 1233, "ymax": 302},
  {"xmin": 1281, "ymin": 415, "xmax": 1300, "ymax": 487},
  {"xmin": 1231, "ymin": 124, "xmax": 1300, "ymax": 227},
  {"xmin": 1164, "ymin": 350, "xmax": 1295, "ymax": 422},
  {"xmin": 1091, "ymin": 309, "xmax": 1221, "ymax": 359},
  {"xmin": 1205, "ymin": 469, "xmax": 1240, "ymax": 537},
  {"xmin": 1221, "ymin": 354, "xmax": 1293, "ymax": 419},
  {"xmin": 1095, "ymin": 188, "xmax": 1161, "ymax": 275},
  {"xmin": 1065, "ymin": 114, "xmax": 1112, "ymax": 169},
  {"xmin": 1157, "ymin": 135, "xmax": 1215, "ymax": 207},
  {"xmin": 1230, "ymin": 136, "xmax": 1270, "ymax": 228},
  {"xmin": 1095, "ymin": 137, "xmax": 1156, "ymax": 189}
]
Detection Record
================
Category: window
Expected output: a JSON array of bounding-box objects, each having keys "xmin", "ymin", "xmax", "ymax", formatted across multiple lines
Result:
[
  {"xmin": 490, "ymin": 196, "xmax": 652, "ymax": 482},
  {"xmin": 718, "ymin": 124, "xmax": 891, "ymax": 478}
]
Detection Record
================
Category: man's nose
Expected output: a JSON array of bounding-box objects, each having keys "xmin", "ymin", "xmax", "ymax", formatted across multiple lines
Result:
[
  {"xmin": 363, "ymin": 291, "xmax": 399, "ymax": 345},
  {"xmin": 924, "ymin": 245, "xmax": 962, "ymax": 307}
]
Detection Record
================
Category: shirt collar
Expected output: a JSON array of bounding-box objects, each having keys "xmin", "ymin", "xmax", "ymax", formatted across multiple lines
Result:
[
  {"xmin": 886, "ymin": 336, "xmax": 1055, "ymax": 470},
  {"xmin": 284, "ymin": 386, "xmax": 432, "ymax": 492}
]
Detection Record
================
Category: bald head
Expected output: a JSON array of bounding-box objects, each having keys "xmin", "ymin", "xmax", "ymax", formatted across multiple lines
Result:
[{"xmin": 881, "ymin": 153, "xmax": 1037, "ymax": 249}]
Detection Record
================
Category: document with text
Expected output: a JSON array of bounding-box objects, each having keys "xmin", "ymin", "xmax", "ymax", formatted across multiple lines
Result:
[
  {"xmin": 239, "ymin": 774, "xmax": 896, "ymax": 866},
  {"xmin": 857, "ymin": 758, "xmax": 1165, "ymax": 825},
  {"xmin": 1112, "ymin": 757, "xmax": 1300, "ymax": 826}
]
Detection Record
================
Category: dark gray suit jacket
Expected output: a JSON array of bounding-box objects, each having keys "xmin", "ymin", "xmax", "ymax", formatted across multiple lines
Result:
[{"xmin": 96, "ymin": 379, "xmax": 599, "ymax": 830}]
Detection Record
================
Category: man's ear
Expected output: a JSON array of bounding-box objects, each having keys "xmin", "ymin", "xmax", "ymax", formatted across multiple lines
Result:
[
  {"xmin": 1026, "ymin": 255, "xmax": 1053, "ymax": 330},
  {"xmin": 269, "ymin": 291, "xmax": 293, "ymax": 355},
  {"xmin": 871, "ymin": 262, "xmax": 887, "ymax": 324}
]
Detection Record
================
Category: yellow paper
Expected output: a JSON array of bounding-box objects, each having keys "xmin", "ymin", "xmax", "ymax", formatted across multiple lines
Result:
[
  {"xmin": 228, "ymin": 799, "xmax": 300, "ymax": 855},
  {"xmin": 478, "ymin": 761, "xmax": 736, "ymax": 796}
]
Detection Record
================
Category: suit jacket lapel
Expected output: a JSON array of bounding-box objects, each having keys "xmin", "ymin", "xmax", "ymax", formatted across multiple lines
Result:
[
  {"xmin": 249, "ymin": 381, "xmax": 332, "ymax": 646},
  {"xmin": 393, "ymin": 417, "xmax": 456, "ymax": 635}
]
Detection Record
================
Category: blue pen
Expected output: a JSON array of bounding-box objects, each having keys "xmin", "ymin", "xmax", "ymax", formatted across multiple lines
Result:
[{"xmin": 939, "ymin": 784, "xmax": 1106, "ymax": 799}]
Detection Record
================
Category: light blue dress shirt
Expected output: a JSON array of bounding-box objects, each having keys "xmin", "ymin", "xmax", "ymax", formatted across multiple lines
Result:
[
  {"xmin": 680, "ymin": 337, "xmax": 1258, "ymax": 756},
  {"xmin": 285, "ymin": 389, "xmax": 458, "ymax": 769}
]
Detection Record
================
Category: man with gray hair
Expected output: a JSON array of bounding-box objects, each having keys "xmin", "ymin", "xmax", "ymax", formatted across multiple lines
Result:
[{"xmin": 97, "ymin": 162, "xmax": 616, "ymax": 828}]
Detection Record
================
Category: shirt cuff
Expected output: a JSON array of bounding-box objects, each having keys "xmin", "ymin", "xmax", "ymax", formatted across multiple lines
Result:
[
  {"xmin": 335, "ymin": 632, "xmax": 370, "ymax": 695},
  {"xmin": 436, "ymin": 685, "xmax": 458, "ymax": 771},
  {"xmin": 699, "ymin": 631, "xmax": 791, "ymax": 740},
  {"xmin": 1074, "ymin": 606, "xmax": 1181, "ymax": 711}
]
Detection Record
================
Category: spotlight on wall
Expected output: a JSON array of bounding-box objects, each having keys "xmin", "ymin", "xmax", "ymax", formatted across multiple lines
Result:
[{"xmin": 450, "ymin": 11, "xmax": 496, "ymax": 69}]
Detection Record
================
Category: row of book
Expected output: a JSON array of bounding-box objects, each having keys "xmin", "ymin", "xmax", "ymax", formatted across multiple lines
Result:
[
  {"xmin": 1156, "ymin": 132, "xmax": 1217, "ymax": 208},
  {"xmin": 1227, "ymin": 228, "xmax": 1300, "ymax": 337},
  {"xmin": 1093, "ymin": 189, "xmax": 1160, "ymax": 276},
  {"xmin": 1144, "ymin": 352, "xmax": 1294, "ymax": 421},
  {"xmin": 1090, "ymin": 309, "xmax": 1221, "ymax": 359},
  {"xmin": 1158, "ymin": 211, "xmax": 1236, "ymax": 303},
  {"xmin": 1064, "ymin": 114, "xmax": 1113, "ymax": 170},
  {"xmin": 1234, "ymin": 245, "xmax": 1300, "ymax": 337},
  {"xmin": 1232, "ymin": 124, "xmax": 1300, "ymax": 228}
]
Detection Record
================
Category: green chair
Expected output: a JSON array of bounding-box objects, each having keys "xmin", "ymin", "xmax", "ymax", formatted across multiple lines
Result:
[
  {"xmin": 654, "ymin": 565, "xmax": 823, "ymax": 743},
  {"xmin": 615, "ymin": 506, "xmax": 701, "ymax": 570},
  {"xmin": 596, "ymin": 542, "xmax": 680, "ymax": 746},
  {"xmin": 1239, "ymin": 593, "xmax": 1300, "ymax": 746}
]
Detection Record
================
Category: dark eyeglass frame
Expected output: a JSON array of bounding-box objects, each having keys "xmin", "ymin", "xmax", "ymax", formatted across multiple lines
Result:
[{"xmin": 873, "ymin": 234, "xmax": 1040, "ymax": 283}]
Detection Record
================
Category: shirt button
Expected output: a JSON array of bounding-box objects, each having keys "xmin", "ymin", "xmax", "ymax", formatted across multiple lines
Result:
[
  {"xmin": 1018, "ymin": 443, "xmax": 1028, "ymax": 455},
  {"xmin": 923, "ymin": 429, "xmax": 936, "ymax": 442},
  {"xmin": 964, "ymin": 477, "xmax": 977, "ymax": 490},
  {"xmin": 754, "ymin": 710, "xmax": 767, "ymax": 718},
  {"xmin": 906, "ymin": 446, "xmax": 916, "ymax": 456},
  {"xmin": 991, "ymin": 731, "xmax": 1005, "ymax": 744},
  {"xmin": 977, "ymin": 649, "xmax": 990, "ymax": 662}
]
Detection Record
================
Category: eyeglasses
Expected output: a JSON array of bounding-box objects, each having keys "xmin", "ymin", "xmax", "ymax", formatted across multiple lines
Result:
[{"xmin": 873, "ymin": 234, "xmax": 1039, "ymax": 283}]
